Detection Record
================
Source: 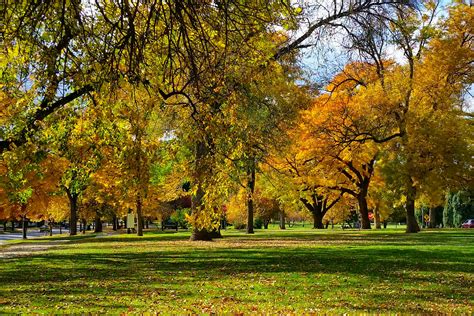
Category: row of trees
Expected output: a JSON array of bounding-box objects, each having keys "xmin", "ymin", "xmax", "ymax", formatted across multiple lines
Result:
[{"xmin": 0, "ymin": 1, "xmax": 472, "ymax": 239}]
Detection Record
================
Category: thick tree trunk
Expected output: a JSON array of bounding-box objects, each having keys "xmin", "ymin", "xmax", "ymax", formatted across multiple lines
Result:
[
  {"xmin": 136, "ymin": 193, "xmax": 144, "ymax": 236},
  {"xmin": 94, "ymin": 214, "xmax": 102, "ymax": 233},
  {"xmin": 246, "ymin": 162, "xmax": 256, "ymax": 234},
  {"xmin": 428, "ymin": 207, "xmax": 436, "ymax": 228},
  {"xmin": 312, "ymin": 212, "xmax": 324, "ymax": 229},
  {"xmin": 190, "ymin": 229, "xmax": 214, "ymax": 241},
  {"xmin": 374, "ymin": 206, "xmax": 382, "ymax": 229},
  {"xmin": 22, "ymin": 215, "xmax": 28, "ymax": 240},
  {"xmin": 357, "ymin": 194, "xmax": 371, "ymax": 229},
  {"xmin": 279, "ymin": 211, "xmax": 286, "ymax": 229},
  {"xmin": 405, "ymin": 183, "xmax": 420, "ymax": 233},
  {"xmin": 66, "ymin": 191, "xmax": 78, "ymax": 236}
]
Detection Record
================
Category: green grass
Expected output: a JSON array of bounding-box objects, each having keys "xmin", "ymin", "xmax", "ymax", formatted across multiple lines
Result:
[{"xmin": 1, "ymin": 228, "xmax": 473, "ymax": 314}]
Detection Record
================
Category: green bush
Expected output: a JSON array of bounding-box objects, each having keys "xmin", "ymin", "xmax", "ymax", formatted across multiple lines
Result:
[{"xmin": 444, "ymin": 190, "xmax": 474, "ymax": 227}]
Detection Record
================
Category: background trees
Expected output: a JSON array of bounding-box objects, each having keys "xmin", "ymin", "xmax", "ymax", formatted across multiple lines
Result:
[{"xmin": 0, "ymin": 1, "xmax": 471, "ymax": 238}]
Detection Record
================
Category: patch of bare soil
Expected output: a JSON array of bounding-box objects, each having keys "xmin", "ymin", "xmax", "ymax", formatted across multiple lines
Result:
[{"xmin": 0, "ymin": 240, "xmax": 68, "ymax": 259}]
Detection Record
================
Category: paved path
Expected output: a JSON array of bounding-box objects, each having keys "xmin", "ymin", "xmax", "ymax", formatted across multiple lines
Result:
[{"xmin": 0, "ymin": 229, "xmax": 69, "ymax": 245}]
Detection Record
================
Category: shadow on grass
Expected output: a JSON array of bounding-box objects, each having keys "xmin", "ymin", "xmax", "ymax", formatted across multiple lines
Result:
[{"xmin": 1, "ymin": 230, "xmax": 472, "ymax": 314}]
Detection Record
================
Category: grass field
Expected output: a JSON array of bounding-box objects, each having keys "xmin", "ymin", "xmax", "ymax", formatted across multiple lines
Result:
[{"xmin": 1, "ymin": 227, "xmax": 473, "ymax": 314}]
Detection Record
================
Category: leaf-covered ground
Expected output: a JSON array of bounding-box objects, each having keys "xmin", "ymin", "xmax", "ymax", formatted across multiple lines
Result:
[{"xmin": 1, "ymin": 228, "xmax": 473, "ymax": 314}]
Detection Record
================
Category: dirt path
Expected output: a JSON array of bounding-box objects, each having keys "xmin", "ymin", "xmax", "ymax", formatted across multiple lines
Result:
[{"xmin": 0, "ymin": 240, "xmax": 69, "ymax": 259}]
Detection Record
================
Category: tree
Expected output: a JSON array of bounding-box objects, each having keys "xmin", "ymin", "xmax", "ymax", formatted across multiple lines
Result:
[{"xmin": 444, "ymin": 190, "xmax": 474, "ymax": 228}]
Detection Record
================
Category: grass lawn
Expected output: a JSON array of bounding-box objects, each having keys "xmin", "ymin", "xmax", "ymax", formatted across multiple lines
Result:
[{"xmin": 0, "ymin": 228, "xmax": 473, "ymax": 314}]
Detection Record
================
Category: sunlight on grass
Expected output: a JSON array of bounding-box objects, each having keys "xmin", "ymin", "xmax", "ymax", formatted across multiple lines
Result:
[{"xmin": 1, "ymin": 229, "xmax": 473, "ymax": 314}]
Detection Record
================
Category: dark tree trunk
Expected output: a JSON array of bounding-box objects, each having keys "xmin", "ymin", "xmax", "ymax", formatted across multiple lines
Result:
[
  {"xmin": 428, "ymin": 207, "xmax": 436, "ymax": 228},
  {"xmin": 49, "ymin": 221, "xmax": 53, "ymax": 236},
  {"xmin": 66, "ymin": 190, "xmax": 78, "ymax": 236},
  {"xmin": 300, "ymin": 197, "xmax": 324, "ymax": 229},
  {"xmin": 11, "ymin": 220, "xmax": 14, "ymax": 232},
  {"xmin": 136, "ymin": 193, "xmax": 143, "ymax": 236},
  {"xmin": 22, "ymin": 215, "xmax": 28, "ymax": 240},
  {"xmin": 2, "ymin": 221, "xmax": 6, "ymax": 231},
  {"xmin": 313, "ymin": 212, "xmax": 324, "ymax": 229},
  {"xmin": 358, "ymin": 195, "xmax": 371, "ymax": 229},
  {"xmin": 279, "ymin": 211, "xmax": 286, "ymax": 229},
  {"xmin": 94, "ymin": 214, "xmax": 102, "ymax": 233},
  {"xmin": 112, "ymin": 215, "xmax": 117, "ymax": 231},
  {"xmin": 263, "ymin": 220, "xmax": 269, "ymax": 229},
  {"xmin": 405, "ymin": 183, "xmax": 420, "ymax": 233},
  {"xmin": 145, "ymin": 219, "xmax": 149, "ymax": 229},
  {"xmin": 82, "ymin": 219, "xmax": 86, "ymax": 234},
  {"xmin": 190, "ymin": 229, "xmax": 214, "ymax": 241},
  {"xmin": 246, "ymin": 161, "xmax": 256, "ymax": 234}
]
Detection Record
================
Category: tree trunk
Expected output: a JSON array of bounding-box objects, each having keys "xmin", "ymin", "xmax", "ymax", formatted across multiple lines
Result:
[
  {"xmin": 66, "ymin": 191, "xmax": 78, "ymax": 236},
  {"xmin": 22, "ymin": 215, "xmax": 28, "ymax": 240},
  {"xmin": 246, "ymin": 161, "xmax": 256, "ymax": 234},
  {"xmin": 263, "ymin": 220, "xmax": 269, "ymax": 229},
  {"xmin": 94, "ymin": 214, "xmax": 102, "ymax": 233},
  {"xmin": 136, "ymin": 193, "xmax": 144, "ymax": 236},
  {"xmin": 190, "ymin": 229, "xmax": 214, "ymax": 241},
  {"xmin": 428, "ymin": 207, "xmax": 436, "ymax": 228},
  {"xmin": 112, "ymin": 215, "xmax": 117, "ymax": 231},
  {"xmin": 358, "ymin": 195, "xmax": 371, "ymax": 229},
  {"xmin": 11, "ymin": 220, "xmax": 14, "ymax": 232},
  {"xmin": 49, "ymin": 221, "xmax": 53, "ymax": 236},
  {"xmin": 190, "ymin": 140, "xmax": 215, "ymax": 241},
  {"xmin": 2, "ymin": 221, "xmax": 6, "ymax": 232},
  {"xmin": 145, "ymin": 219, "xmax": 149, "ymax": 229},
  {"xmin": 82, "ymin": 219, "xmax": 86, "ymax": 234},
  {"xmin": 312, "ymin": 212, "xmax": 324, "ymax": 229},
  {"xmin": 279, "ymin": 211, "xmax": 286, "ymax": 229},
  {"xmin": 374, "ymin": 206, "xmax": 382, "ymax": 229},
  {"xmin": 405, "ymin": 183, "xmax": 420, "ymax": 233}
]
